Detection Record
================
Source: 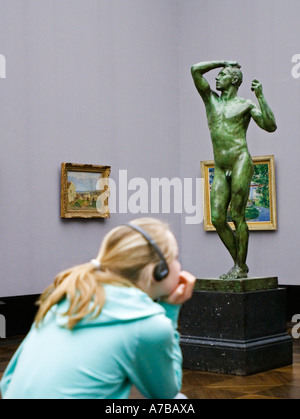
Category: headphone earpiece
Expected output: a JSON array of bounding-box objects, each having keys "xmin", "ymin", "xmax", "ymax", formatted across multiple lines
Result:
[
  {"xmin": 153, "ymin": 260, "xmax": 169, "ymax": 282},
  {"xmin": 124, "ymin": 223, "xmax": 169, "ymax": 282}
]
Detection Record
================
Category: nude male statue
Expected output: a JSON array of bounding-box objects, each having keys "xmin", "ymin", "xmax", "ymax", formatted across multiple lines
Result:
[{"xmin": 191, "ymin": 61, "xmax": 277, "ymax": 279}]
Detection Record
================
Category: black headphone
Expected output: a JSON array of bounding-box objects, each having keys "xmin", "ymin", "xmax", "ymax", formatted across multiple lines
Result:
[{"xmin": 125, "ymin": 223, "xmax": 169, "ymax": 282}]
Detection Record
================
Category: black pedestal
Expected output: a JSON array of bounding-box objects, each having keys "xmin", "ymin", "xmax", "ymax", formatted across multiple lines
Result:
[{"xmin": 180, "ymin": 278, "xmax": 293, "ymax": 376}]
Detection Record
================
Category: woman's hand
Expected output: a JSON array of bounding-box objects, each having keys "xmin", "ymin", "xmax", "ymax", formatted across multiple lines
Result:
[{"xmin": 162, "ymin": 271, "xmax": 196, "ymax": 305}]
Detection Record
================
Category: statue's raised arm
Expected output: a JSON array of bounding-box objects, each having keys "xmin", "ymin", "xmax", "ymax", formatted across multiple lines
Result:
[
  {"xmin": 250, "ymin": 79, "xmax": 277, "ymax": 133},
  {"xmin": 191, "ymin": 60, "xmax": 240, "ymax": 102}
]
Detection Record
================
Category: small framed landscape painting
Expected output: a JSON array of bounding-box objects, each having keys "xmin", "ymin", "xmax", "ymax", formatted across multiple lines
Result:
[
  {"xmin": 201, "ymin": 155, "xmax": 277, "ymax": 231},
  {"xmin": 61, "ymin": 163, "xmax": 111, "ymax": 219}
]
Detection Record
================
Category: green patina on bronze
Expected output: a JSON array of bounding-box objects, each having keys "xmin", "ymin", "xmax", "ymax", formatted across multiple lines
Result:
[
  {"xmin": 194, "ymin": 277, "xmax": 278, "ymax": 293},
  {"xmin": 191, "ymin": 61, "xmax": 277, "ymax": 280}
]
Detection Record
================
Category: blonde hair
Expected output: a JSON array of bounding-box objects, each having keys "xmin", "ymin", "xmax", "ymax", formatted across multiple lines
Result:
[{"xmin": 35, "ymin": 218, "xmax": 177, "ymax": 329}]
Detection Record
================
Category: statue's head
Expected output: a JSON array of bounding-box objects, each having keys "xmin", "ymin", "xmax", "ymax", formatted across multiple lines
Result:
[{"xmin": 216, "ymin": 66, "xmax": 243, "ymax": 91}]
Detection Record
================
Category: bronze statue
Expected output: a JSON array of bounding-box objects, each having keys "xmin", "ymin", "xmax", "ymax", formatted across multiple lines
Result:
[{"xmin": 191, "ymin": 61, "xmax": 277, "ymax": 279}]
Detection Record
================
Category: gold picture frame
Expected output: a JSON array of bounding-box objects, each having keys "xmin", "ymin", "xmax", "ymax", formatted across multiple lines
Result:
[
  {"xmin": 61, "ymin": 163, "xmax": 111, "ymax": 219},
  {"xmin": 201, "ymin": 155, "xmax": 277, "ymax": 231}
]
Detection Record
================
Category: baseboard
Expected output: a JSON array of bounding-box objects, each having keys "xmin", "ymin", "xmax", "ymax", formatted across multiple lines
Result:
[
  {"xmin": 0, "ymin": 294, "xmax": 40, "ymax": 337},
  {"xmin": 0, "ymin": 285, "xmax": 299, "ymax": 338},
  {"xmin": 280, "ymin": 285, "xmax": 300, "ymax": 321}
]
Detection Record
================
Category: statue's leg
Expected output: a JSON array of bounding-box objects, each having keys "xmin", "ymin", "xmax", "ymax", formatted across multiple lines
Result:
[
  {"xmin": 229, "ymin": 156, "xmax": 254, "ymax": 278},
  {"xmin": 210, "ymin": 169, "xmax": 237, "ymax": 269}
]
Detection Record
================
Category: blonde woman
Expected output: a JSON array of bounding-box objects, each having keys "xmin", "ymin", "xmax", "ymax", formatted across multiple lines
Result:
[{"xmin": 0, "ymin": 218, "xmax": 196, "ymax": 399}]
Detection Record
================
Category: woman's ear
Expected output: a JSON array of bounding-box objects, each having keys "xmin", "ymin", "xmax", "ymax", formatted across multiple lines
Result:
[{"xmin": 136, "ymin": 263, "xmax": 155, "ymax": 290}]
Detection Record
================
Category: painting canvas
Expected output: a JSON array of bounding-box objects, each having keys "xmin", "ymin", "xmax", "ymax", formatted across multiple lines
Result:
[
  {"xmin": 61, "ymin": 163, "xmax": 111, "ymax": 219},
  {"xmin": 201, "ymin": 155, "xmax": 277, "ymax": 231}
]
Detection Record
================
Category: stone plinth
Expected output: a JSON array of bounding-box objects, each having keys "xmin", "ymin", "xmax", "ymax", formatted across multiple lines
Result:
[
  {"xmin": 194, "ymin": 276, "xmax": 278, "ymax": 293},
  {"xmin": 180, "ymin": 277, "xmax": 293, "ymax": 376}
]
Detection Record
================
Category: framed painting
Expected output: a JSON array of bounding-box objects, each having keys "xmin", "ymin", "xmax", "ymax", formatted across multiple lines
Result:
[
  {"xmin": 201, "ymin": 155, "xmax": 277, "ymax": 231},
  {"xmin": 61, "ymin": 163, "xmax": 111, "ymax": 219}
]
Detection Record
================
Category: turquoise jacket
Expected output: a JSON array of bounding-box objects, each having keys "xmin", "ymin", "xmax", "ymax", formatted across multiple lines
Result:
[{"xmin": 0, "ymin": 285, "xmax": 182, "ymax": 399}]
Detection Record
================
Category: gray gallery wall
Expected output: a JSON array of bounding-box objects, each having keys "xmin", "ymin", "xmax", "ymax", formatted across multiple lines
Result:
[
  {"xmin": 0, "ymin": 0, "xmax": 181, "ymax": 297},
  {"xmin": 0, "ymin": 0, "xmax": 299, "ymax": 297}
]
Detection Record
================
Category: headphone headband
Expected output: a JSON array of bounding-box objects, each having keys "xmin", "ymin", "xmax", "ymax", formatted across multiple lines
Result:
[{"xmin": 124, "ymin": 223, "xmax": 169, "ymax": 281}]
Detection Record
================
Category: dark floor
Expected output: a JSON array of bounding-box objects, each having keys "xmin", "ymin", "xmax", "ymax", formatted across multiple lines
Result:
[{"xmin": 1, "ymin": 334, "xmax": 300, "ymax": 399}]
